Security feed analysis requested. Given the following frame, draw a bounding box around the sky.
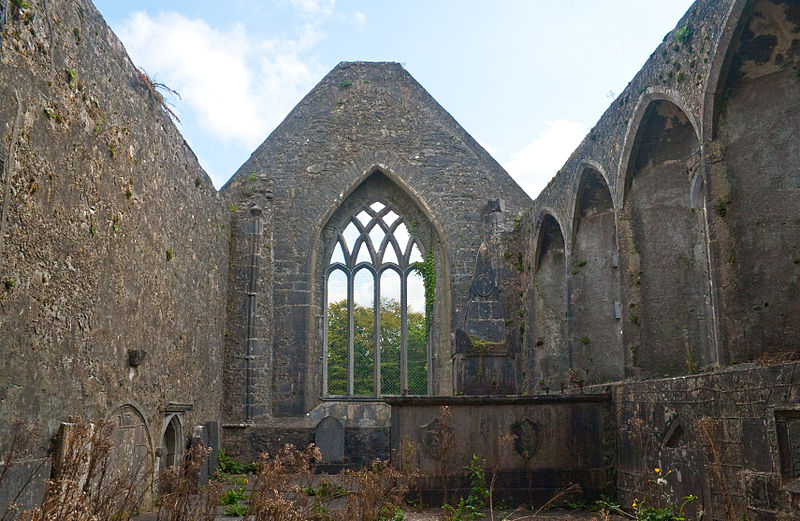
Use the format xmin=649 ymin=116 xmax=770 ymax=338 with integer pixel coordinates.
xmin=92 ymin=0 xmax=696 ymax=198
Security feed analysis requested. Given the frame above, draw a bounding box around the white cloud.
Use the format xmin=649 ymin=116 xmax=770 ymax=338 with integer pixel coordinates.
xmin=117 ymin=11 xmax=321 ymax=151
xmin=502 ymin=120 xmax=588 ymax=199
xmin=353 ymin=12 xmax=367 ymax=29
xmin=286 ymin=0 xmax=335 ymax=19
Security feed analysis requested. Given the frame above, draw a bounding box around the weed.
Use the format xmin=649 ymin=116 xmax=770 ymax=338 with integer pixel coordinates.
xmin=165 ymin=249 xmax=173 ymax=261
xmin=513 ymin=215 xmax=522 ymax=233
xmin=224 ymin=502 xmax=247 ymax=516
xmin=156 ymin=444 xmax=222 ymax=521
xmin=217 ymin=449 xmax=245 ymax=474
xmin=674 ymin=24 xmax=691 ymax=45
xmin=13 ymin=0 xmax=32 ymax=9
xmin=577 ymin=260 xmax=587 ymax=267
xmin=90 ymin=224 xmax=97 ymax=236
xmin=713 ymin=197 xmax=729 ymax=218
xmin=341 ymin=80 xmax=353 ymax=87
xmin=65 ymin=69 xmax=77 ymax=88
xmin=73 ymin=28 xmax=81 ymax=42
xmin=629 ymin=313 xmax=638 ymax=325
xmin=580 ymin=336 xmax=590 ymax=345
xmin=125 ymin=188 xmax=133 ymax=199
xmin=195 ymin=177 xmax=203 ymax=188
xmin=136 ymin=68 xmax=181 ymax=123
xmin=17 ymin=420 xmax=152 ymax=521
xmin=4 ymin=278 xmax=14 ymax=291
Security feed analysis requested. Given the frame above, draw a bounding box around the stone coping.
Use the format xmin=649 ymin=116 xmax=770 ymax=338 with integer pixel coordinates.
xmin=383 ymin=393 xmax=611 ymax=406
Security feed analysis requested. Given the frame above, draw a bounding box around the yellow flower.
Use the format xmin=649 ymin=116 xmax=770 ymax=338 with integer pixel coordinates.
xmin=244 ymin=478 xmax=248 ymax=484
xmin=654 ymin=467 xmax=660 ymax=473
xmin=632 ymin=500 xmax=638 ymax=507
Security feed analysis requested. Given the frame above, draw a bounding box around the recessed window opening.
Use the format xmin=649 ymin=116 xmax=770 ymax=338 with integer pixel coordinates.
xmin=324 ymin=201 xmax=429 ymax=397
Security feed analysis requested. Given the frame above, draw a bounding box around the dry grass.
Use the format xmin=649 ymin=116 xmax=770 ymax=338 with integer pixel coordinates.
xmin=156 ymin=444 xmax=223 ymax=521
xmin=16 ymin=420 xmax=149 ymax=521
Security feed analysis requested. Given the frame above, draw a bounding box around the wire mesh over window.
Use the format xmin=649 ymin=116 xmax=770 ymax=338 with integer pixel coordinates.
xmin=324 ymin=201 xmax=430 ymax=397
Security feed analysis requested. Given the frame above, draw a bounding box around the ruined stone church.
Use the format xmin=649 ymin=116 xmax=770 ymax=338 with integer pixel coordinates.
xmin=1 ymin=0 xmax=799 ymax=518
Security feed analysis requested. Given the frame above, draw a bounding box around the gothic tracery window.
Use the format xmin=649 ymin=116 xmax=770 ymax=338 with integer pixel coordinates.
xmin=324 ymin=201 xmax=429 ymax=397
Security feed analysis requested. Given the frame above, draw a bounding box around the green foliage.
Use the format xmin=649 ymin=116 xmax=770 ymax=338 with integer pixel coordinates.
xmin=629 ymin=313 xmax=638 ymax=325
xmin=4 ymin=278 xmax=15 ymax=291
xmin=442 ymin=455 xmax=488 ymax=520
xmin=195 ymin=177 xmax=203 ymax=188
xmin=378 ymin=506 xmax=405 ymax=521
xmin=217 ymin=449 xmax=245 ymax=474
xmin=305 ymin=480 xmax=347 ymax=501
xmin=513 ymin=216 xmax=522 ymax=233
xmin=412 ymin=248 xmax=436 ymax=336
xmin=714 ymin=197 xmax=729 ymax=218
xmin=219 ymin=486 xmax=246 ymax=506
xmin=465 ymin=455 xmax=489 ymax=511
xmin=224 ymin=502 xmax=247 ymax=516
xmin=327 ymin=298 xmax=427 ymax=395
xmin=577 ymin=260 xmax=587 ymax=267
xmin=341 ymin=80 xmax=353 ymax=87
xmin=13 ymin=0 xmax=32 ymax=9
xmin=674 ymin=24 xmax=691 ymax=45
xmin=66 ymin=68 xmax=77 ymax=88
xmin=165 ymin=249 xmax=173 ymax=262
xmin=580 ymin=336 xmax=590 ymax=345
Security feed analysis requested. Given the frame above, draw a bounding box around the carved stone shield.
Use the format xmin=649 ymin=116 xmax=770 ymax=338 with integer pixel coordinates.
xmin=510 ymin=418 xmax=541 ymax=459
xmin=420 ymin=418 xmax=454 ymax=461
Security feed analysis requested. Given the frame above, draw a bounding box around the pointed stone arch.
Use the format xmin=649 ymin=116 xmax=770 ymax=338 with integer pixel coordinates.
xmin=310 ymin=169 xmax=450 ymax=399
xmin=618 ymin=97 xmax=710 ymax=377
xmin=531 ymin=213 xmax=569 ymax=385
xmin=704 ymin=0 xmax=800 ymax=361
xmin=569 ymin=166 xmax=622 ymax=383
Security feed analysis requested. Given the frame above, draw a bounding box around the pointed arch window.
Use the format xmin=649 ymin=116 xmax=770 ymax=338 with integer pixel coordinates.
xmin=324 ymin=201 xmax=430 ymax=397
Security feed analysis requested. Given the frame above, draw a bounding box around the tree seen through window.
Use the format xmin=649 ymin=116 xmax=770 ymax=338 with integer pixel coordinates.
xmin=324 ymin=201 xmax=429 ymax=397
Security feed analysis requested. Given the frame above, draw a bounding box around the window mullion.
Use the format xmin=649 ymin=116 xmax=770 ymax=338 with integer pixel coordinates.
xmin=347 ymin=270 xmax=354 ymax=397
xmin=374 ymin=272 xmax=381 ymax=397
xmin=400 ymin=271 xmax=408 ymax=393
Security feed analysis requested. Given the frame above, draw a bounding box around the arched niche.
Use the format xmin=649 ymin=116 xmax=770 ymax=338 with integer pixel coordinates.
xmin=569 ymin=168 xmax=622 ymax=383
xmin=620 ymin=99 xmax=709 ymax=377
xmin=107 ymin=403 xmax=155 ymax=503
xmin=313 ymin=170 xmax=447 ymax=398
xmin=709 ymin=0 xmax=800 ymax=361
xmin=532 ymin=214 xmax=569 ymax=385
xmin=159 ymin=414 xmax=183 ymax=474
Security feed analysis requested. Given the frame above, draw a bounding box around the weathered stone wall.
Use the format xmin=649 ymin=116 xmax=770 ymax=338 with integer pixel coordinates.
xmin=387 ymin=395 xmax=615 ymax=506
xmin=0 ymin=0 xmax=228 ymax=510
xmin=220 ymin=62 xmax=532 ymax=452
xmin=612 ymin=361 xmax=800 ymax=520
xmin=516 ymin=0 xmax=800 ymax=385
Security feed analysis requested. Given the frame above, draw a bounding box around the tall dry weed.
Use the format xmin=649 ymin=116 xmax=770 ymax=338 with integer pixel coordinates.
xmin=156 ymin=443 xmax=223 ymax=521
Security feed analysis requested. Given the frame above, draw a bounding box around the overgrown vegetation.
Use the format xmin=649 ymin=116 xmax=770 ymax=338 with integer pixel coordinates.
xmin=136 ymin=67 xmax=181 ymax=123
xmin=412 ymin=247 xmax=436 ymax=337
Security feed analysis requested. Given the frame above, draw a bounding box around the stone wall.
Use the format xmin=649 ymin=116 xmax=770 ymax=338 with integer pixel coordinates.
xmin=0 ymin=0 xmax=228 ymax=510
xmin=515 ymin=0 xmax=800 ymax=387
xmin=612 ymin=361 xmax=800 ymax=520
xmin=220 ymin=61 xmax=532 ymax=453
xmin=387 ymin=395 xmax=614 ymax=506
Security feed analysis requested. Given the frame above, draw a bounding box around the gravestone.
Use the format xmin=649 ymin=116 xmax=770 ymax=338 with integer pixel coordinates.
xmin=315 ymin=417 xmax=345 ymax=463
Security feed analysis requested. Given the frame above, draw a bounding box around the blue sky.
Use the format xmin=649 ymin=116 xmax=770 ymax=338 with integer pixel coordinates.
xmin=92 ymin=0 xmax=695 ymax=196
